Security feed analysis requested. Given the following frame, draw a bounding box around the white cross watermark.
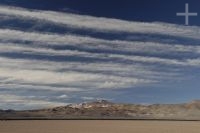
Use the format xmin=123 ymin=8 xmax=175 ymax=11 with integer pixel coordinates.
xmin=176 ymin=3 xmax=198 ymax=25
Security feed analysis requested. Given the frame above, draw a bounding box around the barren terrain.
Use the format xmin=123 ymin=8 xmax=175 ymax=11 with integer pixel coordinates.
xmin=0 ymin=120 xmax=200 ymax=133
xmin=1 ymin=100 xmax=200 ymax=120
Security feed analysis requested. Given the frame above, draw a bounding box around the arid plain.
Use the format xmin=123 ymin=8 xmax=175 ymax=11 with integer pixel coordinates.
xmin=0 ymin=120 xmax=200 ymax=133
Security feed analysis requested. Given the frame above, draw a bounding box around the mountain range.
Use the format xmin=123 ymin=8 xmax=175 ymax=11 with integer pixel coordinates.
xmin=1 ymin=100 xmax=200 ymax=120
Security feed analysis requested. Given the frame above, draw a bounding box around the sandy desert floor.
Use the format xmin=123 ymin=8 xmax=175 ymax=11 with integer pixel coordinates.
xmin=0 ymin=120 xmax=200 ymax=133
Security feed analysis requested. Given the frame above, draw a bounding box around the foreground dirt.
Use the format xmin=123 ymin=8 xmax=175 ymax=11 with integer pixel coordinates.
xmin=0 ymin=120 xmax=200 ymax=133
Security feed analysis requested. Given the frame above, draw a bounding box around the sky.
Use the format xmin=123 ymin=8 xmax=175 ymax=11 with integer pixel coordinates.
xmin=0 ymin=0 xmax=200 ymax=110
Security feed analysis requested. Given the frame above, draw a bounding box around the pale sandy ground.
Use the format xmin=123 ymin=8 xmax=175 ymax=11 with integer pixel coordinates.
xmin=0 ymin=120 xmax=200 ymax=133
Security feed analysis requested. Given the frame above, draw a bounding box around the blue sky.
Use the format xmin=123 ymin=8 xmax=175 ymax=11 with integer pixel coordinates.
xmin=0 ymin=0 xmax=200 ymax=110
xmin=1 ymin=0 xmax=200 ymax=25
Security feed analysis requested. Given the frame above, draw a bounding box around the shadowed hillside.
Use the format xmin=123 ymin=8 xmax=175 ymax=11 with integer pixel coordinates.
xmin=1 ymin=100 xmax=200 ymax=120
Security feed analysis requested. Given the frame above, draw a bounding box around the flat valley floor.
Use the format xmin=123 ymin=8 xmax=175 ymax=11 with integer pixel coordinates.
xmin=0 ymin=120 xmax=200 ymax=133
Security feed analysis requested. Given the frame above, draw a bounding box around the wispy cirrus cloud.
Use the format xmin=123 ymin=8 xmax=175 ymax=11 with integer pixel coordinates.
xmin=0 ymin=5 xmax=200 ymax=39
xmin=0 ymin=6 xmax=199 ymax=109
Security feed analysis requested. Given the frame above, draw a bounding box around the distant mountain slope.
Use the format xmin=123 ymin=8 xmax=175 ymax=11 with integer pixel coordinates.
xmin=1 ymin=100 xmax=200 ymax=120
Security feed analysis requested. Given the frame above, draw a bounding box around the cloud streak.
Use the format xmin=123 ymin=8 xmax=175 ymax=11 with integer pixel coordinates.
xmin=0 ymin=5 xmax=199 ymax=109
xmin=1 ymin=6 xmax=200 ymax=40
